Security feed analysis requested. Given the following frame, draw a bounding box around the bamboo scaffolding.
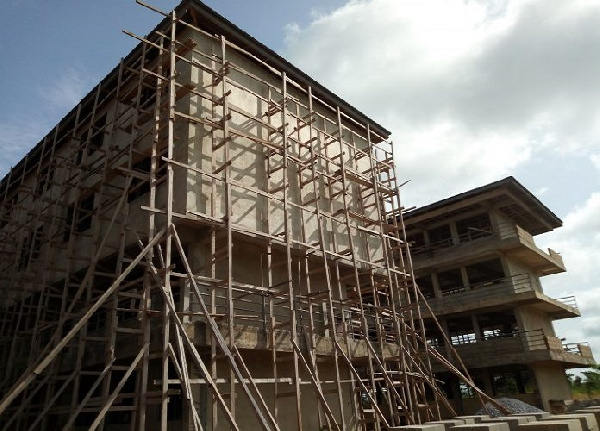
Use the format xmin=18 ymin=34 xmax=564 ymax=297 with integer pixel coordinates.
xmin=0 ymin=1 xmax=490 ymax=430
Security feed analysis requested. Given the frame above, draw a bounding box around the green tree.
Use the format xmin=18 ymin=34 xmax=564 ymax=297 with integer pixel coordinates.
xmin=582 ymin=365 xmax=600 ymax=396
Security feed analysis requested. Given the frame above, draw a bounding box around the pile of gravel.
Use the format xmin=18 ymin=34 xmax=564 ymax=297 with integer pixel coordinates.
xmin=474 ymin=398 xmax=544 ymax=417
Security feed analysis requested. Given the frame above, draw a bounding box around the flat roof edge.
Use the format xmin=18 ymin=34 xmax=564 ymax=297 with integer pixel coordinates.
xmin=1 ymin=0 xmax=391 ymax=190
xmin=403 ymin=176 xmax=563 ymax=231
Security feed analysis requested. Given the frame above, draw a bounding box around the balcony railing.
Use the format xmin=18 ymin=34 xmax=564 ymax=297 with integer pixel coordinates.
xmin=563 ymin=342 xmax=594 ymax=359
xmin=410 ymin=223 xmax=565 ymax=270
xmin=557 ymin=296 xmax=578 ymax=308
xmin=422 ymin=273 xmax=534 ymax=308
xmin=428 ymin=329 xmax=594 ymax=363
xmin=410 ymin=226 xmax=495 ymax=257
xmin=420 ymin=273 xmax=579 ymax=314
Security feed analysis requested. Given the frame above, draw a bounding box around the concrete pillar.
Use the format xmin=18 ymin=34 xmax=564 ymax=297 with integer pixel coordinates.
xmin=448 ymin=374 xmax=463 ymax=413
xmin=487 ymin=207 xmax=498 ymax=231
xmin=449 ymin=222 xmax=460 ymax=245
xmin=479 ymin=369 xmax=494 ymax=395
xmin=180 ymin=278 xmax=191 ymax=323
xmin=424 ymin=229 xmax=431 ymax=247
xmin=513 ymin=307 xmax=526 ymax=334
xmin=432 ymin=273 xmax=443 ymax=299
xmin=531 ymin=363 xmax=572 ymax=412
xmin=471 ymin=314 xmax=483 ymax=342
xmin=460 ymin=267 xmax=471 ymax=290
xmin=498 ymin=255 xmax=510 ymax=279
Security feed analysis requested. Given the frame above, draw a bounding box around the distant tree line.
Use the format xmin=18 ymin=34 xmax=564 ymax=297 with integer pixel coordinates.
xmin=568 ymin=365 xmax=600 ymax=397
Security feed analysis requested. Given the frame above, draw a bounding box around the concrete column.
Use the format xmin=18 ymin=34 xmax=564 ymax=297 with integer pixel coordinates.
xmin=499 ymin=255 xmax=511 ymax=280
xmin=432 ymin=273 xmax=443 ymax=299
xmin=424 ymin=229 xmax=431 ymax=247
xmin=446 ymin=374 xmax=463 ymax=413
xmin=513 ymin=306 xmax=526 ymax=333
xmin=480 ymin=369 xmax=494 ymax=396
xmin=323 ymin=302 xmax=330 ymax=337
xmin=187 ymin=240 xmax=207 ymax=321
xmin=531 ymin=363 xmax=572 ymax=412
xmin=471 ymin=314 xmax=483 ymax=342
xmin=483 ymin=204 xmax=502 ymax=236
xmin=449 ymin=221 xmax=460 ymax=245
xmin=181 ymin=278 xmax=191 ymax=324
xmin=460 ymin=267 xmax=470 ymax=290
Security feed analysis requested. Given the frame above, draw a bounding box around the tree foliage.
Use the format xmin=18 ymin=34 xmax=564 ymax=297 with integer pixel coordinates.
xmin=569 ymin=365 xmax=600 ymax=397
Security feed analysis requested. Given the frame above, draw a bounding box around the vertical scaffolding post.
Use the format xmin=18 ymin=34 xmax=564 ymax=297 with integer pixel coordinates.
xmin=0 ymin=2 xmax=484 ymax=429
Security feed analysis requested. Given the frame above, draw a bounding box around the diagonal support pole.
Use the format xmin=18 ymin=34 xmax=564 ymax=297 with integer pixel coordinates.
xmin=0 ymin=228 xmax=165 ymax=417
xmin=170 ymin=224 xmax=280 ymax=431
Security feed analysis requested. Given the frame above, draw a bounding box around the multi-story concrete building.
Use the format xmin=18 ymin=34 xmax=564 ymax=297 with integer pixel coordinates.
xmin=403 ymin=177 xmax=595 ymax=415
xmin=0 ymin=1 xmax=461 ymax=430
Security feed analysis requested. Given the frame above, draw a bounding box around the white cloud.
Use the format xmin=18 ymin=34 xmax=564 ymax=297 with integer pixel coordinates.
xmin=0 ymin=66 xmax=93 ymax=177
xmin=284 ymin=0 xmax=600 ymax=205
xmin=538 ymin=193 xmax=600 ymax=357
xmin=0 ymin=119 xmax=48 ymax=177
xmin=392 ymin=120 xmax=531 ymax=205
xmin=284 ymin=0 xmax=600 ymax=358
xmin=39 ymin=66 xmax=91 ymax=114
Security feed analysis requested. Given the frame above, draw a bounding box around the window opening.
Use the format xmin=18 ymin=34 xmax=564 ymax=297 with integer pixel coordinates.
xmin=437 ymin=268 xmax=463 ymax=295
xmin=89 ymin=114 xmax=107 ymax=151
xmin=127 ymin=151 xmax=167 ymax=203
xmin=416 ymin=275 xmax=435 ymax=299
xmin=427 ymin=224 xmax=453 ymax=249
xmin=456 ymin=212 xmax=493 ymax=243
xmin=466 ymin=258 xmax=505 ymax=287
xmin=76 ymin=194 xmax=95 ymax=232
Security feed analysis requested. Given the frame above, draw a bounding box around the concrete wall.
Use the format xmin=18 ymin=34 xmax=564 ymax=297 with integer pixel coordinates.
xmin=183 ymin=30 xmax=383 ymax=265
xmin=532 ymin=362 xmax=572 ymax=411
xmin=515 ymin=306 xmax=556 ymax=337
xmin=198 ymin=350 xmax=355 ymax=430
xmin=504 ymin=258 xmax=543 ymax=292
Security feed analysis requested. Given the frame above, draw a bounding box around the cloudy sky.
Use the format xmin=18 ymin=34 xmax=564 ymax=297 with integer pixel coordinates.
xmin=1 ymin=0 xmax=599 ymax=366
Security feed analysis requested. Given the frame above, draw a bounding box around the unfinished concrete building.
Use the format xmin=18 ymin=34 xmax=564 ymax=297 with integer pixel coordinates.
xmin=403 ymin=177 xmax=596 ymax=415
xmin=0 ymin=1 xmax=488 ymax=429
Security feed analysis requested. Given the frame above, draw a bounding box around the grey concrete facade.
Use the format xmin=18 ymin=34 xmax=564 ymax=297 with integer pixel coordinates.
xmin=404 ymin=177 xmax=595 ymax=415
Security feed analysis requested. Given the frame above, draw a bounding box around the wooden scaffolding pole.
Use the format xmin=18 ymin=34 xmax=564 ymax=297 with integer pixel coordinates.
xmin=0 ymin=2 xmax=495 ymax=429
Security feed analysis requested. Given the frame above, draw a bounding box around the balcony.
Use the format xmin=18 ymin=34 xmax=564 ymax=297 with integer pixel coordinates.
xmin=419 ymin=273 xmax=580 ymax=318
xmin=409 ymin=222 xmax=565 ymax=275
xmin=427 ymin=329 xmax=595 ymax=371
xmin=506 ymin=225 xmax=566 ymax=275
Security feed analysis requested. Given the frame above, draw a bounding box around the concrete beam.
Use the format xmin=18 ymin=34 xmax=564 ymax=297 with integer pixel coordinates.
xmin=481 ymin=415 xmax=535 ymax=431
xmin=576 ymin=411 xmax=600 ymax=430
xmin=451 ymin=423 xmax=510 ymax=431
xmin=540 ymin=414 xmax=598 ymax=431
xmin=389 ymin=425 xmax=446 ymax=431
xmin=518 ymin=420 xmax=583 ymax=431
xmin=456 ymin=416 xmax=491 ymax=424
xmin=513 ymin=412 xmax=552 ymax=420
xmin=426 ymin=419 xmax=467 ymax=431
